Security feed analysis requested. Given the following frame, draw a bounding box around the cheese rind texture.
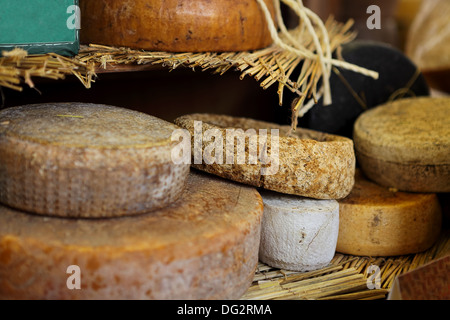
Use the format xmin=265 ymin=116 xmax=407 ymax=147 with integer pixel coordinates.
xmin=0 ymin=103 xmax=190 ymax=218
xmin=79 ymin=0 xmax=276 ymax=52
xmin=354 ymin=97 xmax=450 ymax=192
xmin=337 ymin=171 xmax=442 ymax=256
xmin=0 ymin=172 xmax=264 ymax=300
xmin=175 ymin=113 xmax=356 ymax=200
xmin=259 ymin=191 xmax=339 ymax=272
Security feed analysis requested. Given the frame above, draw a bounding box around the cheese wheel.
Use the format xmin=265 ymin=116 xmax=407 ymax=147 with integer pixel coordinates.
xmin=0 ymin=103 xmax=189 ymax=218
xmin=79 ymin=0 xmax=276 ymax=52
xmin=174 ymin=113 xmax=356 ymax=200
xmin=258 ymin=190 xmax=339 ymax=272
xmin=0 ymin=172 xmax=263 ymax=300
xmin=337 ymin=171 xmax=442 ymax=257
xmin=353 ymin=97 xmax=450 ymax=193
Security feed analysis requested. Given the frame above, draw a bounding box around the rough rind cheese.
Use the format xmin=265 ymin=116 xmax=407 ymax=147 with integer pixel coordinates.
xmin=0 ymin=103 xmax=189 ymax=218
xmin=258 ymin=190 xmax=339 ymax=272
xmin=80 ymin=0 xmax=276 ymax=52
xmin=0 ymin=172 xmax=263 ymax=300
xmin=353 ymin=97 xmax=450 ymax=193
xmin=337 ymin=171 xmax=442 ymax=257
xmin=175 ymin=113 xmax=356 ymax=200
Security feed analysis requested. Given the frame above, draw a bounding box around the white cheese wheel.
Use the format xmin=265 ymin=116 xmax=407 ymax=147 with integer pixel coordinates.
xmin=337 ymin=171 xmax=442 ymax=257
xmin=0 ymin=103 xmax=190 ymax=218
xmin=0 ymin=172 xmax=264 ymax=300
xmin=258 ymin=190 xmax=339 ymax=272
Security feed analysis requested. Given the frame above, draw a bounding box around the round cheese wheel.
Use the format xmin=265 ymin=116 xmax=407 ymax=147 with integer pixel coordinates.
xmin=337 ymin=171 xmax=442 ymax=257
xmin=353 ymin=97 xmax=450 ymax=193
xmin=174 ymin=113 xmax=356 ymax=200
xmin=258 ymin=190 xmax=339 ymax=272
xmin=0 ymin=172 xmax=263 ymax=300
xmin=0 ymin=103 xmax=189 ymax=218
xmin=79 ymin=0 xmax=276 ymax=52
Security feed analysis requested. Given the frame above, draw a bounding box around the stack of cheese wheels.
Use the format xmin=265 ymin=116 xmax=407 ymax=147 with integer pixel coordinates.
xmin=79 ymin=0 xmax=276 ymax=52
xmin=175 ymin=113 xmax=355 ymax=271
xmin=0 ymin=103 xmax=190 ymax=218
xmin=353 ymin=97 xmax=450 ymax=193
xmin=0 ymin=172 xmax=264 ymax=300
xmin=174 ymin=113 xmax=356 ymax=200
xmin=337 ymin=171 xmax=442 ymax=257
xmin=259 ymin=190 xmax=339 ymax=271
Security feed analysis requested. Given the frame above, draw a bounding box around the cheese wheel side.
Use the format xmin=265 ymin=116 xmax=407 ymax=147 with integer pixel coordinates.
xmin=0 ymin=172 xmax=264 ymax=300
xmin=79 ymin=0 xmax=276 ymax=52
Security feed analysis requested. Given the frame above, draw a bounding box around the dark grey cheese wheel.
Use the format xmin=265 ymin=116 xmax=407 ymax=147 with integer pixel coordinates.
xmin=0 ymin=102 xmax=190 ymax=218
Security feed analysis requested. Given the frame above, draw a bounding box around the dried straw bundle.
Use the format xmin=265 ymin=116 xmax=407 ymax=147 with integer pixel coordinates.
xmin=1 ymin=1 xmax=379 ymax=129
xmin=242 ymin=230 xmax=450 ymax=300
xmin=0 ymin=48 xmax=95 ymax=92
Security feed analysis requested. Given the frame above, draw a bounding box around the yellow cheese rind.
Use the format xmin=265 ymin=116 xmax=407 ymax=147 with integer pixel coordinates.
xmin=337 ymin=171 xmax=442 ymax=257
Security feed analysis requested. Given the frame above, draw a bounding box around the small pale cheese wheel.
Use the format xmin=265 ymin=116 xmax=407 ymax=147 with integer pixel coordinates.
xmin=258 ymin=190 xmax=339 ymax=272
xmin=337 ymin=171 xmax=442 ymax=257
xmin=353 ymin=97 xmax=450 ymax=193
xmin=0 ymin=172 xmax=264 ymax=300
xmin=0 ymin=103 xmax=189 ymax=218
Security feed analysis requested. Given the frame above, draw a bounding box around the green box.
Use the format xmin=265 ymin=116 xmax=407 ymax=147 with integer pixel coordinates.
xmin=0 ymin=0 xmax=79 ymax=56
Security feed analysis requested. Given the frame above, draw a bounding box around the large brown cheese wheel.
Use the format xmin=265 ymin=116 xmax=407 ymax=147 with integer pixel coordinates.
xmin=337 ymin=171 xmax=442 ymax=257
xmin=79 ymin=0 xmax=276 ymax=52
xmin=175 ymin=113 xmax=356 ymax=200
xmin=0 ymin=172 xmax=263 ymax=300
xmin=353 ymin=97 xmax=450 ymax=193
xmin=0 ymin=103 xmax=189 ymax=218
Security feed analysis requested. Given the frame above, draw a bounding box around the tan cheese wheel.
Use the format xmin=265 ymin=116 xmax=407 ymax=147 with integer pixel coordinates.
xmin=337 ymin=171 xmax=442 ymax=257
xmin=353 ymin=97 xmax=450 ymax=193
xmin=0 ymin=172 xmax=263 ymax=300
xmin=79 ymin=0 xmax=276 ymax=52
xmin=259 ymin=190 xmax=339 ymax=272
xmin=0 ymin=103 xmax=189 ymax=218
xmin=174 ymin=113 xmax=356 ymax=200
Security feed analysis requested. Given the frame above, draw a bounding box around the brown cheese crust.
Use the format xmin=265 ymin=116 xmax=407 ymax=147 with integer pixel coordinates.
xmin=0 ymin=103 xmax=189 ymax=218
xmin=353 ymin=97 xmax=450 ymax=192
xmin=337 ymin=171 xmax=442 ymax=257
xmin=0 ymin=171 xmax=264 ymax=300
xmin=79 ymin=0 xmax=276 ymax=52
xmin=174 ymin=113 xmax=356 ymax=200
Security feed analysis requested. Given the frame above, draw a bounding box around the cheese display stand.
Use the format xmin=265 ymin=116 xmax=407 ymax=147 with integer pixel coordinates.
xmin=1 ymin=0 xmax=448 ymax=302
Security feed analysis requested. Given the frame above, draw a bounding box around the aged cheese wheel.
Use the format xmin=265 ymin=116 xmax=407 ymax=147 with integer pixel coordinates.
xmin=337 ymin=171 xmax=442 ymax=257
xmin=174 ymin=113 xmax=356 ymax=200
xmin=79 ymin=0 xmax=276 ymax=52
xmin=0 ymin=103 xmax=189 ymax=218
xmin=353 ymin=97 xmax=450 ymax=193
xmin=0 ymin=172 xmax=263 ymax=300
xmin=258 ymin=190 xmax=339 ymax=272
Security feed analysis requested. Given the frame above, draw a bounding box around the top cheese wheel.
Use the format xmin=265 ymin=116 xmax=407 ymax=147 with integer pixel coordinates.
xmin=353 ymin=97 xmax=450 ymax=192
xmin=0 ymin=103 xmax=189 ymax=218
xmin=174 ymin=113 xmax=356 ymax=200
xmin=79 ymin=0 xmax=276 ymax=52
